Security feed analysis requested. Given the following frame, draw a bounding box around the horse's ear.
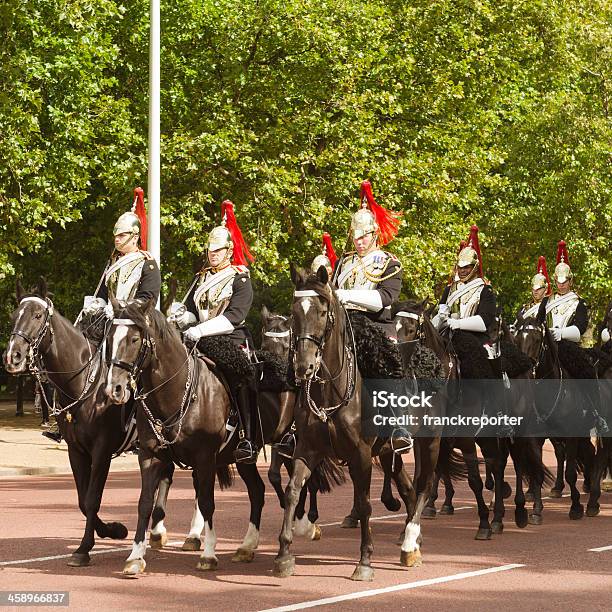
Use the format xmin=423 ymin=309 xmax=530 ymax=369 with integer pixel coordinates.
xmin=161 ymin=277 xmax=178 ymax=315
xmin=290 ymin=263 xmax=301 ymax=287
xmin=143 ymin=298 xmax=156 ymax=314
xmin=261 ymin=304 xmax=270 ymax=320
xmin=37 ymin=276 xmax=48 ymax=298
xmin=418 ymin=298 xmax=429 ymax=312
xmin=315 ymin=265 xmax=328 ymax=285
xmin=16 ymin=278 xmax=25 ymax=302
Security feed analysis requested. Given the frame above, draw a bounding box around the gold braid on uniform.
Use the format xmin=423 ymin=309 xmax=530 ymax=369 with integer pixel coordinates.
xmin=360 ymin=256 xmax=403 ymax=283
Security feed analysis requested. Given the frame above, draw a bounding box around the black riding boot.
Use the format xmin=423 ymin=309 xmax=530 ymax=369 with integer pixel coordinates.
xmin=233 ymin=381 xmax=259 ymax=464
xmin=584 ymin=383 xmax=609 ymax=435
xmin=273 ymin=424 xmax=296 ymax=459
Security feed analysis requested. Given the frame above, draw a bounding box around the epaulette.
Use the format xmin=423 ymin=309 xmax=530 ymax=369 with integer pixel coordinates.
xmin=233 ymin=265 xmax=250 ymax=276
xmin=383 ymin=251 xmax=399 ymax=262
xmin=139 ymin=250 xmax=154 ymax=261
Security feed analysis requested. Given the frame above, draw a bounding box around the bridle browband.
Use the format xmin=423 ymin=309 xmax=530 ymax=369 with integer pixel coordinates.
xmin=10 ymin=296 xmax=54 ymax=350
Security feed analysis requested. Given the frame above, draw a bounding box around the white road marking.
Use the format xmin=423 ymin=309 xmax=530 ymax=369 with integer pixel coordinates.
xmin=588 ymin=545 xmax=612 ymax=552
xmin=318 ymin=507 xmax=474 ymax=528
xmin=0 ymin=541 xmax=184 ymax=566
xmin=259 ymin=564 xmax=525 ymax=612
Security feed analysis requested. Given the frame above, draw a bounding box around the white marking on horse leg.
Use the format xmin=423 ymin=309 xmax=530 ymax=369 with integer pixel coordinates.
xmin=151 ymin=519 xmax=166 ymax=536
xmin=401 ymin=521 xmax=421 ymax=553
xmin=301 ymin=298 xmax=312 ymax=316
xmin=187 ymin=498 xmax=205 ymax=539
xmin=293 ymin=514 xmax=316 ymax=538
xmin=126 ymin=538 xmax=148 ymax=562
xmin=240 ymin=522 xmax=260 ymax=551
xmin=201 ymin=522 xmax=217 ymax=559
xmin=107 ymin=325 xmax=129 ymax=387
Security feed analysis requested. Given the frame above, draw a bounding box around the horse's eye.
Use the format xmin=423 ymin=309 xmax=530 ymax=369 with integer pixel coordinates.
xmin=34 ymin=312 xmax=42 ymax=319
xmin=131 ymin=336 xmax=140 ymax=344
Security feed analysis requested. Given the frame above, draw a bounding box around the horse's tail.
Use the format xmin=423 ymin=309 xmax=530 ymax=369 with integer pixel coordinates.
xmin=216 ymin=465 xmax=235 ymax=490
xmin=436 ymin=438 xmax=469 ymax=481
xmin=512 ymin=439 xmax=554 ymax=488
xmin=310 ymin=457 xmax=346 ymax=494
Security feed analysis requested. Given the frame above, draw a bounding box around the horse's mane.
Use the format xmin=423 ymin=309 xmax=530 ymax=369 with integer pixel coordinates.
xmin=120 ymin=301 xmax=178 ymax=343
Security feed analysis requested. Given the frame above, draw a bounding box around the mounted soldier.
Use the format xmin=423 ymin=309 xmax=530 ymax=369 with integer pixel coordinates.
xmin=80 ymin=187 xmax=161 ymax=327
xmin=332 ymin=180 xmax=402 ymax=341
xmin=514 ymin=256 xmax=551 ymax=327
xmin=536 ymin=240 xmax=609 ymax=434
xmin=168 ymin=201 xmax=259 ymax=463
xmin=432 ymin=225 xmax=513 ymax=437
xmin=44 ymin=188 xmax=160 ymax=444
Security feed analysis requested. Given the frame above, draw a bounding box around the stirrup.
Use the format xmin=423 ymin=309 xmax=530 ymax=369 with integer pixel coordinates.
xmin=595 ymin=416 xmax=610 ymax=435
xmin=390 ymin=428 xmax=413 ymax=454
xmin=273 ymin=432 xmax=296 ymax=459
xmin=234 ymin=439 xmax=259 ymax=464
xmin=42 ymin=430 xmax=62 ymax=444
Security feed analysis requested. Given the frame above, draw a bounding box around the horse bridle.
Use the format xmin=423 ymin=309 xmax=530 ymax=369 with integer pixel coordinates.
xmin=395 ymin=310 xmax=423 ymax=344
xmin=109 ymin=318 xmax=156 ymax=389
xmin=292 ymin=289 xmax=356 ymax=422
xmin=516 ymin=322 xmax=547 ymax=377
xmin=10 ymin=296 xmax=100 ymax=414
xmin=10 ymin=296 xmax=55 ymax=356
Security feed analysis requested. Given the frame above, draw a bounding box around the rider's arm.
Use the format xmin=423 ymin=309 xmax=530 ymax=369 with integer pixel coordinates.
xmin=134 ymin=258 xmax=161 ymax=304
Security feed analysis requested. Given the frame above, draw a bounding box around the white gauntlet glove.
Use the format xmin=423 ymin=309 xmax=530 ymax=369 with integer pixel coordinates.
xmin=83 ymin=296 xmax=106 ymax=315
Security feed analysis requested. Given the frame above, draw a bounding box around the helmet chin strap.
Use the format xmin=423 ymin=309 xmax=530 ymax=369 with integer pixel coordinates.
xmin=115 ymin=232 xmax=138 ymax=253
xmin=209 ymin=246 xmax=233 ymax=272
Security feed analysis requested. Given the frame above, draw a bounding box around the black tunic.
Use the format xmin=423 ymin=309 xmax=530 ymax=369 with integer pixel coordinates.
xmin=96 ymin=255 xmax=161 ymax=305
xmin=439 ymin=283 xmax=496 ymax=344
xmin=536 ymin=295 xmax=588 ymax=334
xmin=185 ymin=270 xmax=254 ymax=346
xmin=331 ymin=255 xmax=402 ymax=332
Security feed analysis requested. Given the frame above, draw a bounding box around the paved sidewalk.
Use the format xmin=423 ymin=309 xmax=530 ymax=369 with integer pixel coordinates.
xmin=0 ymin=400 xmax=273 ymax=477
xmin=0 ymin=400 xmax=138 ymax=477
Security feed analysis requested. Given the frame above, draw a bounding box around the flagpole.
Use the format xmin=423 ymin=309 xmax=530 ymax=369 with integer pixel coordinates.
xmin=147 ymin=0 xmax=161 ymax=265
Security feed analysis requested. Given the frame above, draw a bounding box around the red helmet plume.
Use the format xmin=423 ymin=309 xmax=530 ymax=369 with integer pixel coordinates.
xmin=131 ymin=187 xmax=147 ymax=250
xmin=221 ymin=200 xmax=254 ymax=266
xmin=359 ymin=181 xmax=401 ymax=245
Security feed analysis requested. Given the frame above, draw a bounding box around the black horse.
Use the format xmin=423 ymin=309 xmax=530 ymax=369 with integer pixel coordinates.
xmin=395 ymin=300 xmax=550 ymax=536
xmin=4 ymin=280 xmax=132 ymax=566
xmin=275 ymin=266 xmax=437 ymax=581
xmin=515 ymin=315 xmax=606 ymax=519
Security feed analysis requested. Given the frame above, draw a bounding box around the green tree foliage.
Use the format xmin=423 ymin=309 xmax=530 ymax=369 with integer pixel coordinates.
xmin=1 ymin=0 xmax=610 ymax=340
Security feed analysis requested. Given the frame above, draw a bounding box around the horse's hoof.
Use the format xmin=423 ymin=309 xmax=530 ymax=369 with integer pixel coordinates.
xmin=586 ymin=504 xmax=600 ymax=517
xmin=232 ymin=548 xmax=255 ymax=563
xmin=149 ymin=532 xmax=168 ymax=550
xmin=67 ymin=552 xmax=90 ymax=567
xmin=350 ymin=564 xmax=374 ymax=581
xmin=491 ymin=521 xmax=504 ymax=534
xmin=273 ymin=555 xmax=295 ymax=578
xmin=569 ymin=505 xmax=584 ymax=520
xmin=196 ymin=556 xmax=218 ymax=571
xmin=439 ymin=504 xmax=454 ymax=515
xmin=123 ymin=558 xmax=146 ymax=576
xmin=340 ymin=515 xmax=359 ymax=529
xmin=601 ymin=480 xmax=612 ymax=493
xmin=422 ymin=506 xmax=437 ymax=519
xmin=502 ymin=481 xmax=512 ymax=499
xmin=105 ymin=522 xmax=128 ymax=540
xmin=475 ymin=527 xmax=492 ymax=540
xmin=311 ymin=524 xmax=322 ymax=541
xmin=524 ymin=491 xmax=534 ymax=503
xmin=549 ymin=488 xmax=563 ymax=498
xmin=515 ymin=508 xmax=528 ymax=529
xmin=382 ymin=496 xmax=401 ymax=512
xmin=529 ymin=513 xmax=543 ymax=526
xmin=182 ymin=537 xmax=202 ymax=551
xmin=400 ymin=549 xmax=422 ymax=568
